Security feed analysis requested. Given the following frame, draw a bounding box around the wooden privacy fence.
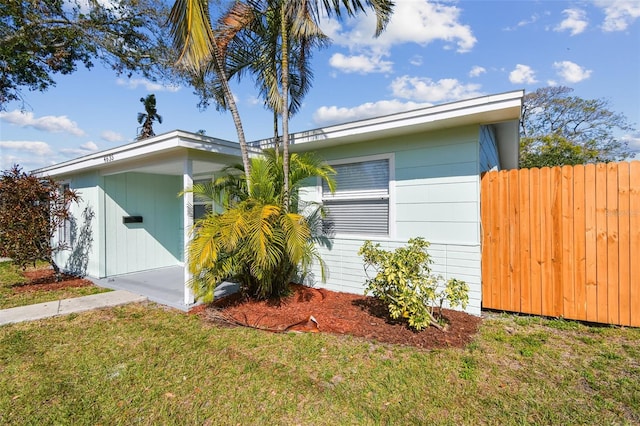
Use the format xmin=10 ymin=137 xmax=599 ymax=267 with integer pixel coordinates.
xmin=481 ymin=162 xmax=640 ymax=327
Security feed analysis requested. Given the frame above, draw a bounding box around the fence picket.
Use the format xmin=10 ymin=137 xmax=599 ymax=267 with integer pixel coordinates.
xmin=618 ymin=162 xmax=631 ymax=326
xmin=606 ymin=163 xmax=620 ymax=325
xmin=529 ymin=168 xmax=543 ymax=315
xmin=629 ymin=162 xmax=640 ymax=327
xmin=519 ymin=168 xmax=532 ymax=314
xmin=595 ymin=164 xmax=609 ymax=324
xmin=573 ymin=165 xmax=587 ymax=320
xmin=584 ymin=164 xmax=598 ymax=323
xmin=561 ymin=165 xmax=575 ymax=319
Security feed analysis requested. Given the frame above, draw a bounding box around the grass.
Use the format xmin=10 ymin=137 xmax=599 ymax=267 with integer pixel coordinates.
xmin=0 ymin=260 xmax=111 ymax=310
xmin=1 ymin=303 xmax=638 ymax=425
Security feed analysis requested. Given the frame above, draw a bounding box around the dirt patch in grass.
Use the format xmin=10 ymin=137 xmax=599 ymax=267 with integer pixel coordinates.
xmin=193 ymin=284 xmax=481 ymax=349
xmin=12 ymin=268 xmax=94 ymax=293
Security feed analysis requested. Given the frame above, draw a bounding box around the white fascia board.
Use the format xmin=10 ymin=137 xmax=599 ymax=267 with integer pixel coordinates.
xmin=33 ymin=130 xmax=241 ymax=178
xmin=284 ymin=90 xmax=524 ymax=150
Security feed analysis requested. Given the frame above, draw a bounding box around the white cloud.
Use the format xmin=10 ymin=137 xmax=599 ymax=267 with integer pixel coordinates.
xmin=469 ymin=66 xmax=486 ymax=77
xmin=328 ymin=53 xmax=393 ymax=74
xmin=0 ymin=140 xmax=54 ymax=156
xmin=100 ymin=130 xmax=125 ymax=143
xmin=409 ymin=55 xmax=423 ymax=66
xmin=247 ymin=96 xmax=262 ymax=106
xmin=116 ymin=78 xmax=180 ymax=92
xmin=504 ymin=13 xmax=543 ymax=31
xmin=322 ymin=0 xmax=476 ymax=54
xmin=59 ymin=141 xmax=100 ymax=158
xmin=553 ymin=61 xmax=592 ymax=83
xmin=555 ymin=8 xmax=588 ymax=35
xmin=622 ymin=132 xmax=640 ymax=155
xmin=390 ymin=76 xmax=483 ymax=103
xmin=313 ymin=99 xmax=431 ymax=126
xmin=595 ymin=0 xmax=640 ymax=31
xmin=0 ymin=110 xmax=86 ymax=136
xmin=81 ymin=141 xmax=99 ymax=151
xmin=509 ymin=64 xmax=537 ymax=84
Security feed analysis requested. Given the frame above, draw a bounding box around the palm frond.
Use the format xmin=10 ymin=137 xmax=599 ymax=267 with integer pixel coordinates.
xmin=168 ymin=0 xmax=216 ymax=71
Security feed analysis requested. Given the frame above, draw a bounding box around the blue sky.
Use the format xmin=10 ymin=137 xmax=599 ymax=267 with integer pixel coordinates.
xmin=1 ymin=0 xmax=639 ymax=171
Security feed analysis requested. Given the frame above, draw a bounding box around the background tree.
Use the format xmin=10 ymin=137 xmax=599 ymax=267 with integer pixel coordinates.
xmin=0 ymin=165 xmax=79 ymax=278
xmin=137 ymin=94 xmax=163 ymax=139
xmin=0 ymin=0 xmax=174 ymax=108
xmin=519 ymin=86 xmax=636 ymax=168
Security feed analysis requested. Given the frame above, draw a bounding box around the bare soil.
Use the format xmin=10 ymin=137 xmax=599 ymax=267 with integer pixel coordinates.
xmin=193 ymin=284 xmax=482 ymax=349
xmin=12 ymin=268 xmax=94 ymax=293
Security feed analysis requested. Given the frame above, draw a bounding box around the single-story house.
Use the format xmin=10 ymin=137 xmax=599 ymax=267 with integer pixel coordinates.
xmin=34 ymin=90 xmax=524 ymax=314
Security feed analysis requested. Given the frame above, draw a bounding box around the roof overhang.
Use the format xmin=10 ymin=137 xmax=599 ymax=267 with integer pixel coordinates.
xmin=256 ymin=90 xmax=524 ymax=169
xmin=34 ymin=91 xmax=524 ymax=178
xmin=33 ymin=130 xmax=251 ymax=178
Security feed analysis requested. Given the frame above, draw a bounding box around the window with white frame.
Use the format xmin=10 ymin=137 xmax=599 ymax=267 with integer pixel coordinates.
xmin=321 ymin=156 xmax=391 ymax=236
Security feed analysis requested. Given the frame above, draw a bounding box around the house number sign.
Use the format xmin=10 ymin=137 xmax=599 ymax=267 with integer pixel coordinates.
xmin=103 ymin=154 xmax=115 ymax=163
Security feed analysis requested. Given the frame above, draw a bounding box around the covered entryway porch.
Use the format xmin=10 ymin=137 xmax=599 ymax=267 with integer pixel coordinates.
xmin=94 ymin=132 xmax=248 ymax=308
xmin=89 ymin=266 xmax=238 ymax=311
xmin=35 ymin=131 xmax=250 ymax=309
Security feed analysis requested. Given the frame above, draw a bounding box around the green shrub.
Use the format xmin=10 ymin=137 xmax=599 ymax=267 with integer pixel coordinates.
xmin=358 ymin=238 xmax=469 ymax=331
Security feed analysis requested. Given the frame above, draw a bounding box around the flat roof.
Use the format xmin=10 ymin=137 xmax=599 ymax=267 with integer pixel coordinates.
xmin=35 ymin=90 xmax=524 ymax=177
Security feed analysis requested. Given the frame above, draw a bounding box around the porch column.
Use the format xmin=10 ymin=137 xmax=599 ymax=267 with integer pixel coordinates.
xmin=183 ymin=158 xmax=195 ymax=305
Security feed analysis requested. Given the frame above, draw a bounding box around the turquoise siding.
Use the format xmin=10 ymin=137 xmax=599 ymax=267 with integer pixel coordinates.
xmin=300 ymin=125 xmax=484 ymax=314
xmin=53 ymin=171 xmax=103 ymax=278
xmin=104 ymin=173 xmax=182 ymax=276
xmin=479 ymin=125 xmax=500 ymax=172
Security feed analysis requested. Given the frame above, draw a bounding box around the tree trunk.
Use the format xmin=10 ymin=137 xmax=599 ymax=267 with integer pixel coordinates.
xmin=280 ymin=4 xmax=290 ymax=211
xmin=212 ymin=43 xmax=252 ymax=186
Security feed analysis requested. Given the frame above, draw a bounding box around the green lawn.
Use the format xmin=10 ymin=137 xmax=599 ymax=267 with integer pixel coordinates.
xmin=1 ymin=302 xmax=638 ymax=425
xmin=0 ymin=261 xmax=111 ymax=310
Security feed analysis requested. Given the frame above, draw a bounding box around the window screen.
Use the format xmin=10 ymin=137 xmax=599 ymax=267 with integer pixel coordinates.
xmin=322 ymin=159 xmax=389 ymax=236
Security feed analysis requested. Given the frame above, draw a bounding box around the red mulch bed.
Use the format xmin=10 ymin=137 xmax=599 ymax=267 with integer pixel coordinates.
xmin=12 ymin=268 xmax=94 ymax=293
xmin=192 ymin=284 xmax=482 ymax=350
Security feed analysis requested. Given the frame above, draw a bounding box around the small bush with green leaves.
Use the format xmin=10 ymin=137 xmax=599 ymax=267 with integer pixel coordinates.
xmin=358 ymin=238 xmax=469 ymax=331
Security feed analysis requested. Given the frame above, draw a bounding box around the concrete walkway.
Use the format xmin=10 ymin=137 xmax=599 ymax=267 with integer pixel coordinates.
xmin=0 ymin=290 xmax=147 ymax=326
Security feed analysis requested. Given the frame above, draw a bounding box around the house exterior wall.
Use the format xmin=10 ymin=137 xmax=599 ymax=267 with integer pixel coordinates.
xmin=53 ymin=171 xmax=104 ymax=278
xmin=479 ymin=125 xmax=500 ymax=172
xmin=299 ymin=125 xmax=484 ymax=314
xmin=103 ymin=172 xmax=183 ymax=276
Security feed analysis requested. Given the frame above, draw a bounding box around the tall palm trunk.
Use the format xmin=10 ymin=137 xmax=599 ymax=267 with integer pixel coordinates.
xmin=169 ymin=0 xmax=252 ymax=185
xmin=212 ymin=42 xmax=252 ymax=182
xmin=280 ymin=3 xmax=290 ymax=211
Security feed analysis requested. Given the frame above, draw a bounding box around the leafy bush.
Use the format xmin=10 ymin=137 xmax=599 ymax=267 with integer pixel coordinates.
xmin=0 ymin=165 xmax=79 ymax=277
xmin=359 ymin=238 xmax=469 ymax=331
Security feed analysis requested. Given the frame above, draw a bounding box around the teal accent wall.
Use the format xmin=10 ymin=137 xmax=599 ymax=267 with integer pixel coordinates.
xmin=104 ymin=173 xmax=182 ymax=276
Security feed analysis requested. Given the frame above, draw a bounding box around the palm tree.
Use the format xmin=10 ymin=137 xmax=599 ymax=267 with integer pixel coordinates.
xmin=169 ymin=0 xmax=254 ymax=183
xmin=137 ymin=94 xmax=163 ymax=140
xmin=185 ymin=149 xmax=336 ymax=300
xmin=289 ymin=1 xmax=391 ymax=194
xmin=170 ymin=0 xmax=393 ymax=300
xmin=168 ymin=0 xmax=394 ymax=188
